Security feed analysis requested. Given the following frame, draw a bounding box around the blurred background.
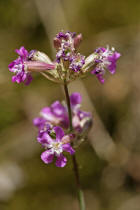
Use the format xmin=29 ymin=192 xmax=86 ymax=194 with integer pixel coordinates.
xmin=0 ymin=0 xmax=140 ymax=209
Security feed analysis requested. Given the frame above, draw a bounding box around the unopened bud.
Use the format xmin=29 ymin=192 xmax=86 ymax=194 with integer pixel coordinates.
xmin=74 ymin=34 xmax=82 ymax=49
xmin=53 ymin=38 xmax=61 ymax=50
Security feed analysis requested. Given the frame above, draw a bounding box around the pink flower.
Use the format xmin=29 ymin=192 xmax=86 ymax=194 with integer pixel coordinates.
xmin=8 ymin=46 xmax=55 ymax=85
xmin=40 ymin=126 xmax=75 ymax=167
xmin=91 ymin=47 xmax=121 ymax=83
xmin=33 ymin=92 xmax=92 ymax=133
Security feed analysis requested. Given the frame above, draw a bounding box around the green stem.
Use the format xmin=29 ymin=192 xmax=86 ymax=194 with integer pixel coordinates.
xmin=64 ymin=82 xmax=73 ymax=132
xmin=63 ymin=81 xmax=86 ymax=210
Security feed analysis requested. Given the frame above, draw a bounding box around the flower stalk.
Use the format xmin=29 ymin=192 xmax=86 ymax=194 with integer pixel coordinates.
xmin=63 ymin=81 xmax=86 ymax=210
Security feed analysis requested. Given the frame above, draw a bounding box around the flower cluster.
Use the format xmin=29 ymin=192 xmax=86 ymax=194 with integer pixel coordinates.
xmin=54 ymin=31 xmax=85 ymax=72
xmin=34 ymin=92 xmax=92 ymax=134
xmin=34 ymin=92 xmax=92 ymax=167
xmin=8 ymin=31 xmax=121 ymax=85
xmin=38 ymin=125 xmax=75 ymax=167
xmin=8 ymin=31 xmax=121 ymax=168
xmin=91 ymin=47 xmax=121 ymax=83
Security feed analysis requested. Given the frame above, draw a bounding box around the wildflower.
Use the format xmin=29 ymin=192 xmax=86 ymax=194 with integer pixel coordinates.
xmin=91 ymin=46 xmax=121 ymax=83
xmin=54 ymin=31 xmax=85 ymax=74
xmin=34 ymin=102 xmax=69 ymax=129
xmin=55 ymin=31 xmax=75 ymax=63
xmin=33 ymin=92 xmax=92 ymax=133
xmin=40 ymin=126 xmax=75 ymax=167
xmin=53 ymin=31 xmax=121 ymax=83
xmin=8 ymin=46 xmax=55 ymax=85
xmin=8 ymin=46 xmax=32 ymax=85
xmin=9 ymin=32 xmax=121 ymax=85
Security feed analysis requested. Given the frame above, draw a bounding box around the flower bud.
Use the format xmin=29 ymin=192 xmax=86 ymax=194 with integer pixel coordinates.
xmin=53 ymin=37 xmax=61 ymax=50
xmin=74 ymin=33 xmax=82 ymax=49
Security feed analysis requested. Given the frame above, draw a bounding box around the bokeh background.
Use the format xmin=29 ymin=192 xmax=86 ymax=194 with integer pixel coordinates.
xmin=0 ymin=0 xmax=140 ymax=209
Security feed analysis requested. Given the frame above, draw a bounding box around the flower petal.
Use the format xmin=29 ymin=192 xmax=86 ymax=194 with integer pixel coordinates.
xmin=41 ymin=150 xmax=54 ymax=164
xmin=38 ymin=133 xmax=53 ymax=145
xmin=96 ymin=74 xmax=105 ymax=84
xmin=91 ymin=69 xmax=105 ymax=84
xmin=53 ymin=126 xmax=64 ymax=141
xmin=33 ymin=117 xmax=46 ymax=128
xmin=40 ymin=107 xmax=56 ymax=122
xmin=55 ymin=154 xmax=67 ymax=167
xmin=51 ymin=101 xmax=66 ymax=117
xmin=15 ymin=46 xmax=28 ymax=59
xmin=24 ymin=73 xmax=33 ymax=85
xmin=70 ymin=92 xmax=82 ymax=107
xmin=62 ymin=143 xmax=75 ymax=155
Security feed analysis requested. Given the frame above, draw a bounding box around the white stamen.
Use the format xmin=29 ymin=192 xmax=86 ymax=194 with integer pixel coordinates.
xmin=50 ymin=142 xmax=63 ymax=155
xmin=12 ymin=64 xmax=23 ymax=73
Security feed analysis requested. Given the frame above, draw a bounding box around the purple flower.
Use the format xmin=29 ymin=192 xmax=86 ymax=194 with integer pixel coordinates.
xmin=9 ymin=32 xmax=121 ymax=85
xmin=54 ymin=31 xmax=85 ymax=74
xmin=91 ymin=46 xmax=121 ymax=83
xmin=9 ymin=46 xmax=55 ymax=85
xmin=40 ymin=102 xmax=69 ymax=128
xmin=70 ymin=93 xmax=92 ymax=133
xmin=40 ymin=126 xmax=75 ymax=167
xmin=55 ymin=31 xmax=75 ymax=63
xmin=33 ymin=92 xmax=92 ymax=133
xmin=8 ymin=46 xmax=33 ymax=85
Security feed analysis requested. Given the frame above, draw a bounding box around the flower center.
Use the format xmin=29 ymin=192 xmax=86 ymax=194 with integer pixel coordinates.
xmin=12 ymin=64 xmax=23 ymax=73
xmin=51 ymin=142 xmax=63 ymax=155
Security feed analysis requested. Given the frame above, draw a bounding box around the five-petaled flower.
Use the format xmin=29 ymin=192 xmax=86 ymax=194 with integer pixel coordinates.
xmin=39 ymin=126 xmax=75 ymax=167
